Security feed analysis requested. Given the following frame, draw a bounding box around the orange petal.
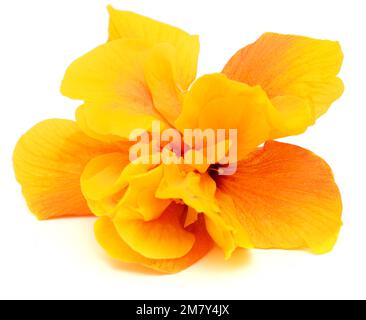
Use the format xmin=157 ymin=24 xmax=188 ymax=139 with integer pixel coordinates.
xmin=215 ymin=141 xmax=342 ymax=254
xmin=223 ymin=33 xmax=344 ymax=137
xmin=95 ymin=214 xmax=213 ymax=273
xmin=184 ymin=207 xmax=199 ymax=228
xmin=113 ymin=203 xmax=195 ymax=259
xmin=13 ymin=119 xmax=121 ymax=220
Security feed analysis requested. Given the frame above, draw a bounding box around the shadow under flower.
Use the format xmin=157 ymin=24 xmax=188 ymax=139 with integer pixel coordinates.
xmin=101 ymin=247 xmax=252 ymax=276
xmin=106 ymin=258 xmax=165 ymax=276
xmin=197 ymin=248 xmax=252 ymax=273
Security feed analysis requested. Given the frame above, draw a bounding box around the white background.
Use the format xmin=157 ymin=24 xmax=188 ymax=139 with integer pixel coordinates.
xmin=0 ymin=0 xmax=365 ymax=300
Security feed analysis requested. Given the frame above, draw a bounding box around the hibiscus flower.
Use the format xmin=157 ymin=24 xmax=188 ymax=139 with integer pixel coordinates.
xmin=14 ymin=6 xmax=344 ymax=273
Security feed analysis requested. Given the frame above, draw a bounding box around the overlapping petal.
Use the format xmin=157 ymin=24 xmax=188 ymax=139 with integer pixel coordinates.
xmin=95 ymin=213 xmax=213 ymax=274
xmin=81 ymin=152 xmax=162 ymax=218
xmin=62 ymin=8 xmax=200 ymax=140
xmin=175 ymin=73 xmax=274 ymax=160
xmin=61 ymin=39 xmax=167 ymax=140
xmin=144 ymin=43 xmax=184 ymax=124
xmin=13 ymin=119 xmax=124 ymax=220
xmin=223 ymin=33 xmax=344 ymax=138
xmin=80 ymin=152 xmax=132 ymax=217
xmin=113 ymin=203 xmax=195 ymax=259
xmin=118 ymin=165 xmax=172 ymax=221
xmin=107 ymin=5 xmax=200 ymax=90
xmin=156 ymin=163 xmax=223 ymax=225
xmin=156 ymin=162 xmax=249 ymax=258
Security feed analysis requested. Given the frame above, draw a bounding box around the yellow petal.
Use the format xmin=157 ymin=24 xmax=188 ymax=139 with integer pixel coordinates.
xmin=223 ymin=33 xmax=344 ymax=137
xmin=268 ymin=96 xmax=314 ymax=138
xmin=206 ymin=191 xmax=253 ymax=258
xmin=204 ymin=216 xmax=236 ymax=259
xmin=108 ymin=5 xmax=199 ymax=90
xmin=81 ymin=153 xmax=130 ymax=201
xmin=95 ymin=214 xmax=213 ymax=274
xmin=143 ymin=43 xmax=184 ymax=125
xmin=81 ymin=153 xmax=156 ymax=217
xmin=157 ymin=164 xmax=217 ymax=214
xmin=113 ymin=203 xmax=195 ymax=259
xmin=156 ymin=163 xmax=229 ymax=231
xmin=75 ymin=104 xmax=122 ymax=143
xmin=62 ymin=39 xmax=148 ymax=102
xmin=175 ymin=74 xmax=273 ymax=160
xmin=13 ymin=119 xmax=121 ymax=220
xmin=119 ymin=165 xmax=172 ymax=221
xmin=61 ymin=39 xmax=168 ymax=139
xmin=215 ymin=141 xmax=343 ymax=254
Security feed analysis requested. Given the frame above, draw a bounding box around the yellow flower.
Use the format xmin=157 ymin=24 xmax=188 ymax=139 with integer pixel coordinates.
xmin=14 ymin=6 xmax=344 ymax=273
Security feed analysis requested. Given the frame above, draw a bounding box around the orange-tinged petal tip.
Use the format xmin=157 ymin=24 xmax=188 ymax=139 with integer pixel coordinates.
xmin=13 ymin=119 xmax=120 ymax=220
